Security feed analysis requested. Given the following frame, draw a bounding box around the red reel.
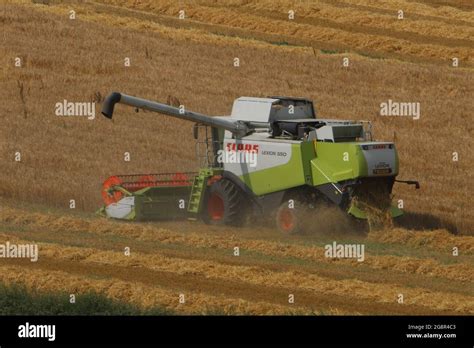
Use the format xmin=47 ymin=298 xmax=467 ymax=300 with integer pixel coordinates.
xmin=134 ymin=175 xmax=156 ymax=190
xmin=171 ymin=172 xmax=188 ymax=186
xmin=102 ymin=176 xmax=123 ymax=206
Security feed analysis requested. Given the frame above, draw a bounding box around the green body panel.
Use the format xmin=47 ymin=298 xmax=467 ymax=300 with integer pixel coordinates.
xmin=134 ymin=186 xmax=192 ymax=221
xmin=390 ymin=206 xmax=403 ymax=218
xmin=239 ymin=144 xmax=306 ymax=195
xmin=348 ymin=203 xmax=404 ymax=219
xmin=233 ymin=140 xmax=402 ymax=220
xmin=311 ymin=142 xmax=367 ymax=185
xmin=394 ymin=145 xmax=400 ymax=175
xmin=301 ymin=140 xmax=317 ymax=185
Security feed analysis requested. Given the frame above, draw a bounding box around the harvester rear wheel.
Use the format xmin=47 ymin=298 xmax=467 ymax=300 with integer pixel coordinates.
xmin=202 ymin=179 xmax=244 ymax=226
xmin=275 ymin=200 xmax=305 ymax=234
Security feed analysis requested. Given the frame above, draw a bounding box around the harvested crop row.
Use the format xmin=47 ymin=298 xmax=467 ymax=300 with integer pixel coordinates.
xmin=368 ymin=228 xmax=474 ymax=253
xmin=27 ymin=0 xmax=474 ymax=63
xmin=332 ymin=0 xmax=474 ymax=23
xmin=37 ymin=243 xmax=474 ymax=314
xmin=101 ymin=0 xmax=474 ymax=23
xmin=0 ymin=264 xmax=314 ymax=315
xmin=1 ymin=234 xmax=472 ymax=313
xmin=1 ymin=208 xmax=472 ymax=282
xmin=238 ymin=0 xmax=474 ymax=42
xmin=1 ymin=208 xmax=472 ymax=280
xmin=122 ymin=3 xmax=474 ymax=62
xmin=24 ymin=1 xmax=304 ymax=54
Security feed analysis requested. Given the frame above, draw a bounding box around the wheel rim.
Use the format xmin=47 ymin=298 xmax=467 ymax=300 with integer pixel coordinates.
xmin=278 ymin=208 xmax=295 ymax=232
xmin=208 ymin=193 xmax=225 ymax=220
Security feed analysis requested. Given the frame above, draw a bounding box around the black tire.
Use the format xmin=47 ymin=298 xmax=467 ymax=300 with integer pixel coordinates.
xmin=202 ymin=179 xmax=244 ymax=226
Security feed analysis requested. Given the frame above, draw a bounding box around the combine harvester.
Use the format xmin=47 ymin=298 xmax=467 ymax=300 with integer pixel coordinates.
xmin=99 ymin=92 xmax=419 ymax=233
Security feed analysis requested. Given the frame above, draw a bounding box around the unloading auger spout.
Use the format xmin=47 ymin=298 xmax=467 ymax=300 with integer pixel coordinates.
xmin=101 ymin=92 xmax=250 ymax=137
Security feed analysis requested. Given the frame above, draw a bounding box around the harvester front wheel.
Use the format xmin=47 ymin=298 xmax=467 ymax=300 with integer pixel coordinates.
xmin=202 ymin=179 xmax=244 ymax=226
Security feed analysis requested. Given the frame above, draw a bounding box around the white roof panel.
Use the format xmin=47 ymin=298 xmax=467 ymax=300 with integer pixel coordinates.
xmin=235 ymin=97 xmax=279 ymax=103
xmin=230 ymin=97 xmax=279 ymax=122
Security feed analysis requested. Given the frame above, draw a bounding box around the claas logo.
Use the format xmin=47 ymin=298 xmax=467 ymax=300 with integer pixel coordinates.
xmin=226 ymin=143 xmax=259 ymax=153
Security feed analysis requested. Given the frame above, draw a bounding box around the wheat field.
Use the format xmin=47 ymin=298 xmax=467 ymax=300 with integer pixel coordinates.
xmin=0 ymin=0 xmax=473 ymax=314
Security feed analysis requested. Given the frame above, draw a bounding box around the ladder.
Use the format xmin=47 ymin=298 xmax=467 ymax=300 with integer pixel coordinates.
xmin=187 ymin=168 xmax=214 ymax=217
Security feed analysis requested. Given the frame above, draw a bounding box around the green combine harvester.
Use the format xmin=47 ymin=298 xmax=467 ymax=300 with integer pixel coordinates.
xmin=99 ymin=92 xmax=419 ymax=233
